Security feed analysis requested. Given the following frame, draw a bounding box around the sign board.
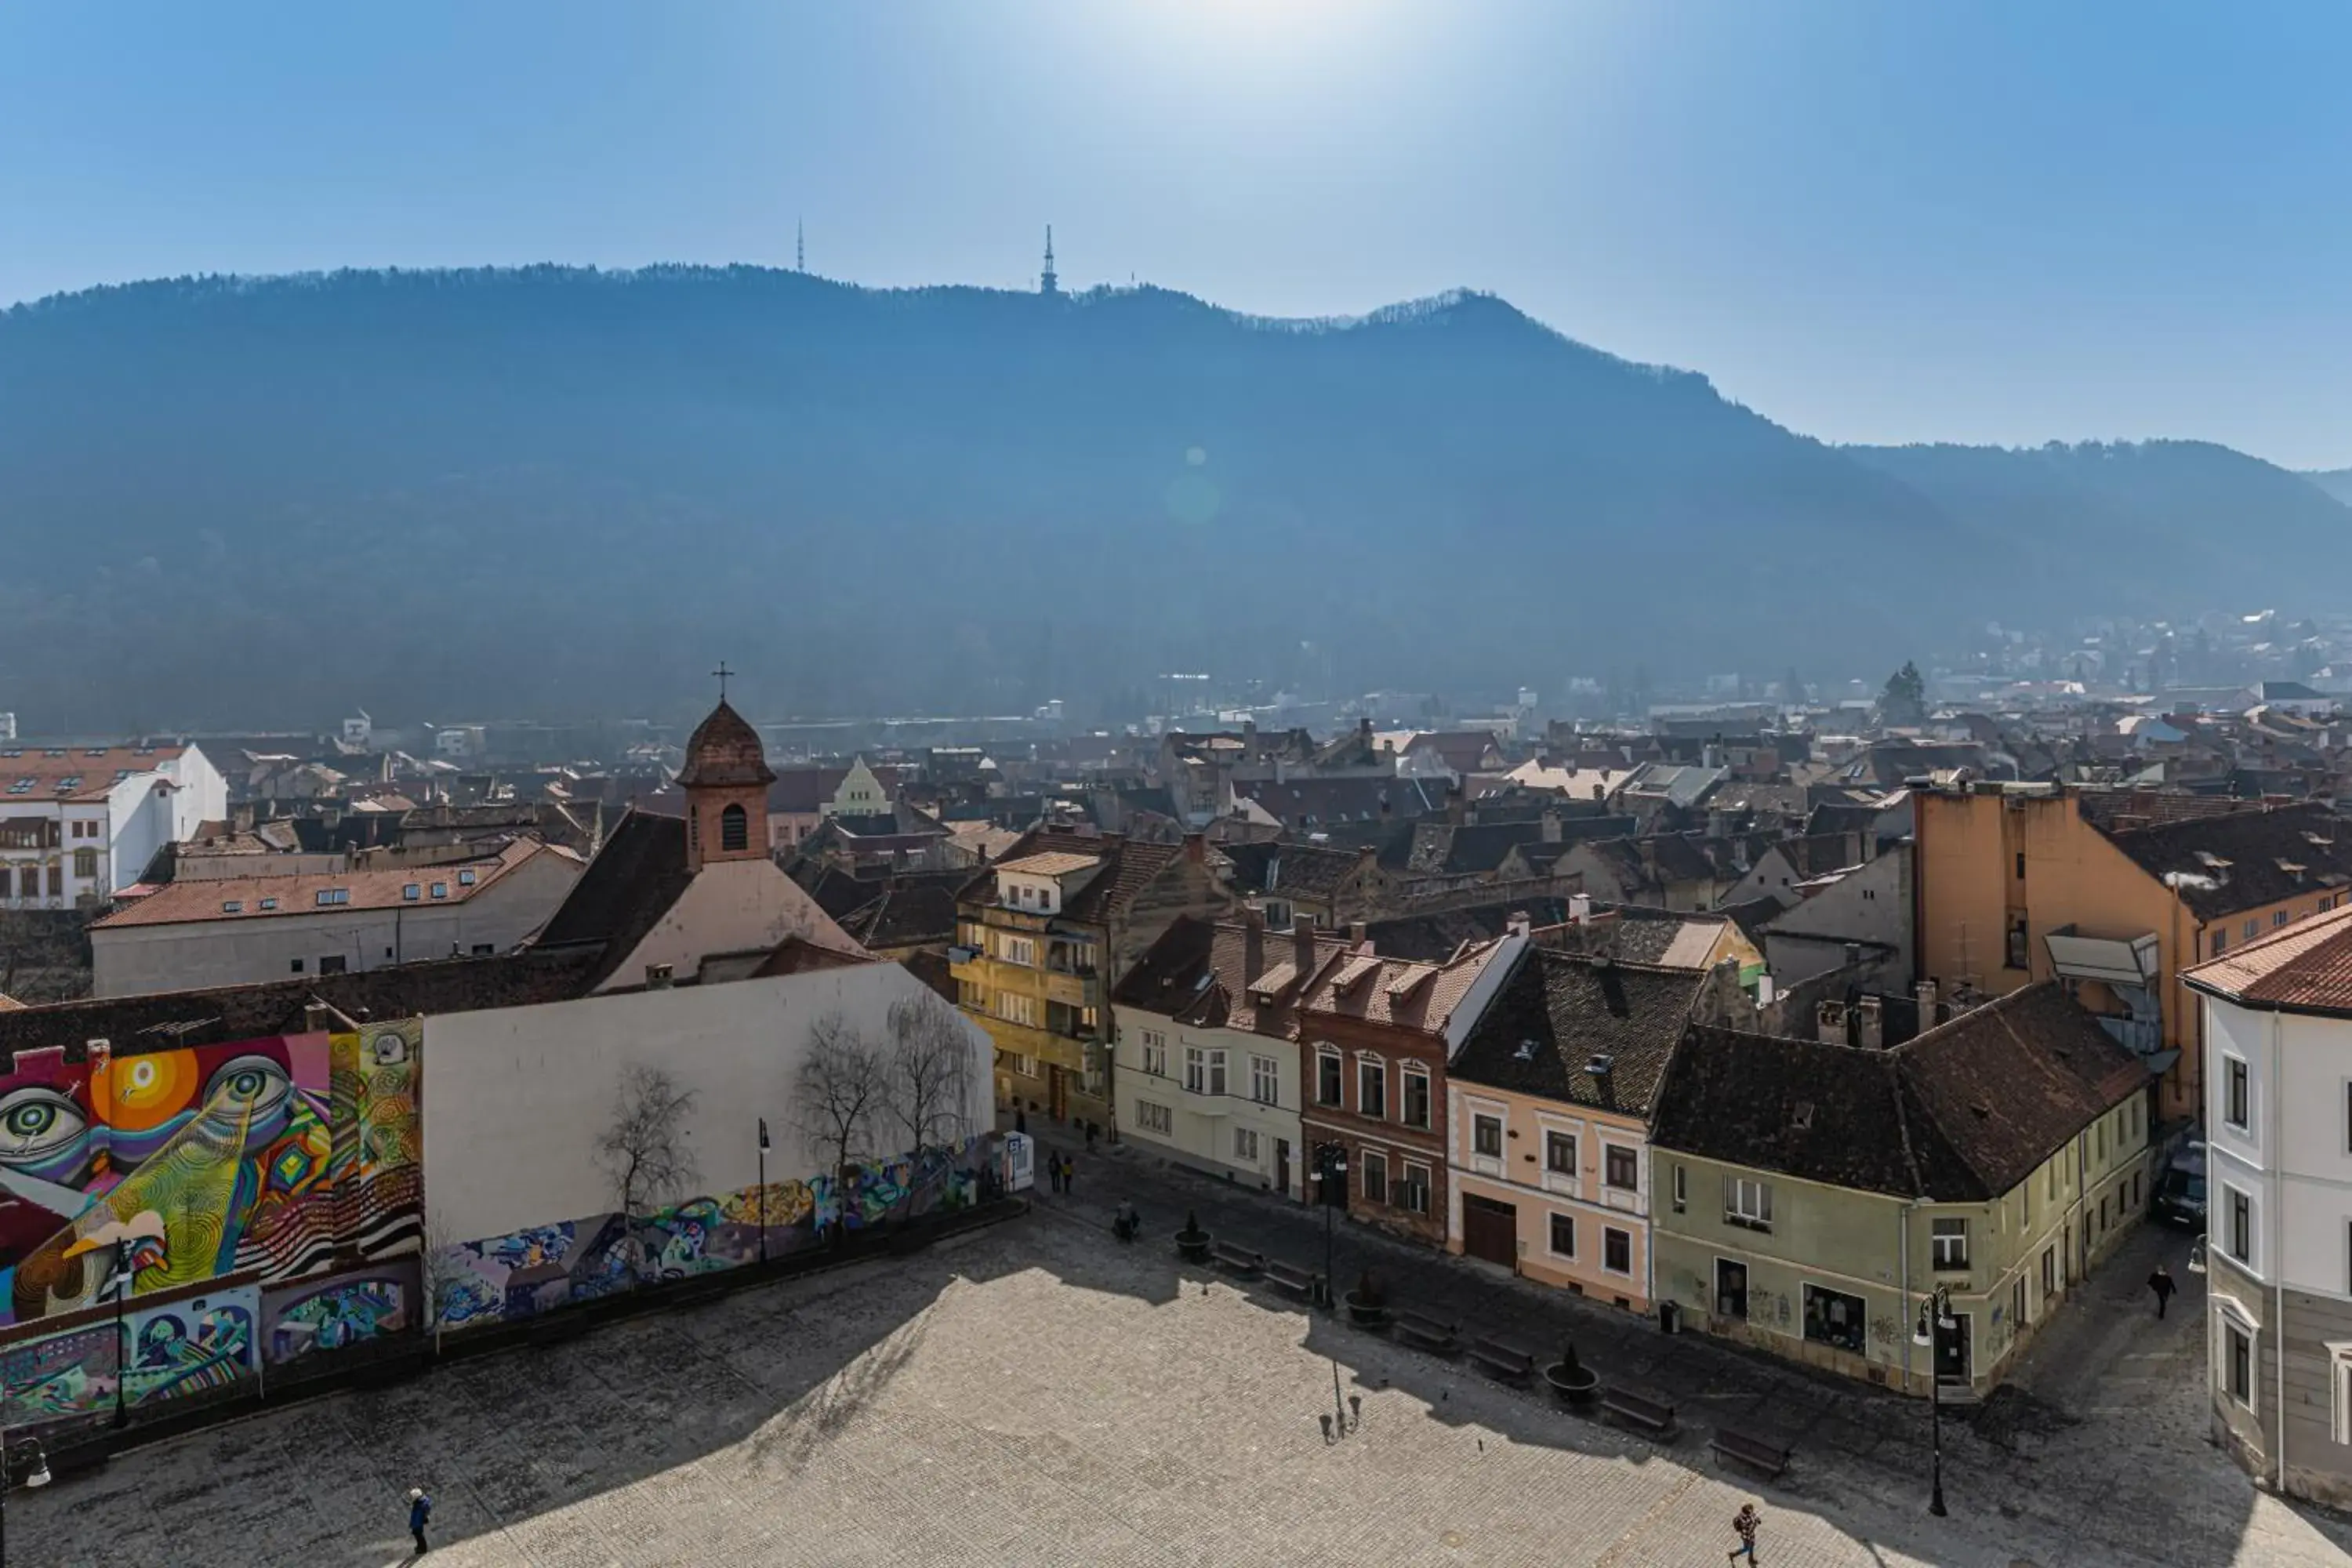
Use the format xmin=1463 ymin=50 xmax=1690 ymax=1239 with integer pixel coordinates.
xmin=1002 ymin=1131 xmax=1036 ymax=1194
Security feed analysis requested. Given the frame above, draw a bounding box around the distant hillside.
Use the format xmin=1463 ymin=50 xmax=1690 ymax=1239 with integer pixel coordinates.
xmin=2307 ymin=469 xmax=2352 ymax=506
xmin=0 ymin=267 xmax=2336 ymax=728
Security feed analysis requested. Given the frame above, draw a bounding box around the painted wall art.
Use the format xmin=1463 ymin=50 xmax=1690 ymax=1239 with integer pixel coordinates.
xmin=0 ymin=1286 xmax=262 ymax=1426
xmin=260 ymin=1259 xmax=416 ymax=1365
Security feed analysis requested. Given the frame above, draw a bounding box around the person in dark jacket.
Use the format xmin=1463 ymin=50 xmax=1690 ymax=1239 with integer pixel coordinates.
xmin=2149 ymin=1263 xmax=2177 ymax=1319
xmin=407 ymin=1486 xmax=434 ymax=1554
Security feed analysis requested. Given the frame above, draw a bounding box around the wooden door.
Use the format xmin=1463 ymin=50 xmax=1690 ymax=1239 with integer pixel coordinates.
xmin=1461 ymin=1192 xmax=1518 ymax=1269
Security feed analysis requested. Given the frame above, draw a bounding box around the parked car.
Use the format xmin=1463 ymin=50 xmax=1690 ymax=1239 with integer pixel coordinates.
xmin=2153 ymin=1142 xmax=2207 ymax=1229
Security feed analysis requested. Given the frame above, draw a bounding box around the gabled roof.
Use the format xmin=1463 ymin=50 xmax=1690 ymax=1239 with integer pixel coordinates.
xmin=531 ymin=807 xmax=699 ymax=984
xmin=0 ymin=743 xmax=190 ymax=804
xmin=1450 ymin=950 xmax=1707 ymax=1117
xmin=92 ymin=839 xmax=569 ymax=929
xmin=2094 ymin=800 xmax=2352 ymax=920
xmin=1112 ymin=915 xmax=1358 ymax=1038
xmin=1294 ymin=935 xmax=1512 ymax=1036
xmin=2185 ymin=902 xmax=2352 ymax=1014
xmin=959 ymin=829 xmax=1189 ymax=925
xmin=840 ymin=876 xmax=965 ymax=950
xmin=1651 ymin=983 xmax=2145 ymax=1203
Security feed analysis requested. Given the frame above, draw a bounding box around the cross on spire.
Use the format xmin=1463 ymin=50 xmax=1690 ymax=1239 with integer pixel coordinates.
xmin=713 ymin=662 xmax=735 ymax=701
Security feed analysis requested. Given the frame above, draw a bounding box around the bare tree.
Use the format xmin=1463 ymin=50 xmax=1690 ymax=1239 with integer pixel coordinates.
xmin=884 ymin=992 xmax=978 ymax=1221
xmin=597 ymin=1064 xmax=700 ymax=1272
xmin=794 ymin=1011 xmax=889 ymax=1242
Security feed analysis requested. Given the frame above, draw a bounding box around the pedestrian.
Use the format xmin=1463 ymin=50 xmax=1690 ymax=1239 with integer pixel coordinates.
xmin=1062 ymin=1153 xmax=1075 ymax=1196
xmin=1048 ymin=1152 xmax=1063 ymax=1194
xmin=2149 ymin=1262 xmax=2177 ymax=1319
xmin=407 ymin=1486 xmax=433 ymax=1555
xmin=1727 ymin=1502 xmax=1761 ymax=1563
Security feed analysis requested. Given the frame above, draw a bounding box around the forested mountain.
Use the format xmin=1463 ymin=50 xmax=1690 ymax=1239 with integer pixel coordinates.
xmin=2307 ymin=469 xmax=2352 ymax=507
xmin=0 ymin=267 xmax=2339 ymax=728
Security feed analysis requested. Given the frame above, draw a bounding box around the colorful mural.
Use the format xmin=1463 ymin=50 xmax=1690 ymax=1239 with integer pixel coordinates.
xmin=0 ymin=1286 xmax=261 ymax=1426
xmin=432 ymin=1135 xmax=995 ymax=1330
xmin=261 ymin=1260 xmax=416 ymax=1364
xmin=0 ymin=1025 xmax=423 ymax=1330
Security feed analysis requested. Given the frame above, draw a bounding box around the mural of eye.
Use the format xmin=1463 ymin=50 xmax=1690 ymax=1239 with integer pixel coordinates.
xmin=203 ymin=1055 xmax=293 ymax=1123
xmin=0 ymin=1087 xmax=91 ymax=1166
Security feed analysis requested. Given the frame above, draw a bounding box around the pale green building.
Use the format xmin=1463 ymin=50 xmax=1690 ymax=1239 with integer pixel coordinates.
xmin=1648 ymin=983 xmax=2151 ymax=1397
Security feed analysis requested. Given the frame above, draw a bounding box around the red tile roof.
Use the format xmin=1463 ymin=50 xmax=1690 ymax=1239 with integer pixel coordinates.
xmin=2183 ymin=902 xmax=2352 ymax=1013
xmin=0 ymin=744 xmax=190 ymax=803
xmin=90 ymin=838 xmax=569 ymax=929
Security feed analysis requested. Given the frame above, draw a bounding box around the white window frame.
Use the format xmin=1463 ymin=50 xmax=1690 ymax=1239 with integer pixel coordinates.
xmin=1726 ymin=1175 xmax=1773 ymax=1231
xmin=1602 ymin=1225 xmax=1632 ymax=1276
xmin=1543 ymin=1127 xmax=1579 ymax=1181
xmin=1141 ymin=1030 xmax=1167 ymax=1078
xmin=1601 ymin=1140 xmax=1640 ymax=1194
xmin=1356 ymin=1055 xmax=1387 ymax=1121
xmin=1398 ymin=1160 xmax=1431 ymax=1216
xmin=2219 ymin=1298 xmax=2259 ymax=1413
xmin=1185 ymin=1045 xmax=1207 ymax=1094
xmin=1000 ymin=935 xmax=1037 ymax=967
xmin=1671 ymin=1163 xmax=1687 ymax=1214
xmin=1361 ymin=1149 xmax=1388 ymax=1204
xmin=1548 ymin=1210 xmax=1576 ymax=1258
xmin=1400 ymin=1065 xmax=1432 ymax=1130
xmin=1207 ymin=1049 xmax=1229 ymax=1098
xmin=2224 ymin=1054 xmax=2251 ymax=1134
xmin=2225 ymin=1182 xmax=2256 ymax=1269
xmin=1315 ymin=1044 xmax=1342 ymax=1106
xmin=1931 ymin=1217 xmax=1970 ymax=1271
xmin=1250 ymin=1053 xmax=1279 ymax=1106
xmin=1135 ymin=1099 xmax=1173 ymax=1135
xmin=1472 ymin=1113 xmax=1504 ymax=1160
xmin=2332 ymin=1342 xmax=2352 ymax=1447
xmin=1232 ymin=1126 xmax=1261 ymax=1165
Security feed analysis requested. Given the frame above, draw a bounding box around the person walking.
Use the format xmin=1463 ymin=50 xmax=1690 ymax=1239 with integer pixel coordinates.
xmin=2149 ymin=1262 xmax=2177 ymax=1319
xmin=407 ymin=1486 xmax=434 ymax=1555
xmin=1727 ymin=1502 xmax=1761 ymax=1563
xmin=1047 ymin=1152 xmax=1063 ymax=1194
xmin=1062 ymin=1152 xmax=1074 ymax=1196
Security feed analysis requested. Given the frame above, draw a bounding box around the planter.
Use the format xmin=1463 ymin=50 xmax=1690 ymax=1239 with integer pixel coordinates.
xmin=1545 ymin=1362 xmax=1601 ymax=1408
xmin=1174 ymin=1230 xmax=1213 ymax=1264
xmin=1343 ymin=1292 xmax=1390 ymax=1332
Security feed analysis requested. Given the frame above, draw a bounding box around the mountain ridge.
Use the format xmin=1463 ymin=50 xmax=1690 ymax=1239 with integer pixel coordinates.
xmin=0 ymin=265 xmax=2334 ymax=728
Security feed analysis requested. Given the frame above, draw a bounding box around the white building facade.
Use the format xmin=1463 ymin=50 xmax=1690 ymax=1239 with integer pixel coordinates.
xmin=0 ymin=742 xmax=228 ymax=907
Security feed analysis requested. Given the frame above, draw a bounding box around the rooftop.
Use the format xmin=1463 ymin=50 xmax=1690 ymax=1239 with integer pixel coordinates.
xmin=2184 ymin=902 xmax=2352 ymax=1014
xmin=89 ymin=838 xmax=569 ymax=928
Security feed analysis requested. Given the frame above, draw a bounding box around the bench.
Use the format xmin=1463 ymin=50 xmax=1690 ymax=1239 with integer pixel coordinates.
xmin=1601 ymin=1387 xmax=1678 ymax=1439
xmin=1466 ymin=1334 xmax=1535 ymax=1384
xmin=1709 ymin=1428 xmax=1791 ymax=1478
xmin=1392 ymin=1309 xmax=1460 ymax=1356
xmin=1210 ymin=1240 xmax=1263 ymax=1276
xmin=1263 ymin=1258 xmax=1323 ymax=1302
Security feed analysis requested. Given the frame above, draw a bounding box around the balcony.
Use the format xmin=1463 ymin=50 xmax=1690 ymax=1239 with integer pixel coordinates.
xmin=2042 ymin=926 xmax=2160 ymax=988
xmin=1044 ymin=969 xmax=1093 ymax=1007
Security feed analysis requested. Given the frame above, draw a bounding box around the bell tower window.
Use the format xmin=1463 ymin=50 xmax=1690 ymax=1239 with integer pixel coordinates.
xmin=720 ymin=803 xmax=749 ymax=853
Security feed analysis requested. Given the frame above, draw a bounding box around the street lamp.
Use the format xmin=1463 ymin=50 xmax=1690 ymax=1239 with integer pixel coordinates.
xmin=110 ymin=1239 xmax=133 ymax=1430
xmin=757 ymin=1118 xmax=771 ymax=1265
xmin=1312 ymin=1142 xmax=1348 ymax=1311
xmin=0 ymin=1433 xmax=54 ymax=1562
xmin=1912 ymin=1284 xmax=1958 ymax=1516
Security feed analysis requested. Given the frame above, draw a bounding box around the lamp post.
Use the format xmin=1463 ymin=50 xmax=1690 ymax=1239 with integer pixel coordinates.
xmin=1313 ymin=1142 xmax=1347 ymax=1311
xmin=111 ymin=1239 xmax=132 ymax=1431
xmin=0 ymin=1434 xmax=54 ymax=1564
xmin=1912 ymin=1283 xmax=1957 ymax=1516
xmin=757 ymin=1118 xmax=771 ymax=1265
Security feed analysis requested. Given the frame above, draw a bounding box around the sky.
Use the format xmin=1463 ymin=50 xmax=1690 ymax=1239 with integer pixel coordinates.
xmin=3 ymin=1 xmax=2347 ymax=469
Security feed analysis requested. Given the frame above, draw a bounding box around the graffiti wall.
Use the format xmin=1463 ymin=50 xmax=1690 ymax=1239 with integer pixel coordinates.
xmin=261 ymin=1258 xmax=418 ymax=1366
xmin=432 ymin=1136 xmax=993 ymax=1331
xmin=0 ymin=1284 xmax=262 ymax=1426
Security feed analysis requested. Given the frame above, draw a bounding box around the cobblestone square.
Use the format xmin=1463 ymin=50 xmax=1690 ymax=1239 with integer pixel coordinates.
xmin=13 ymin=1173 xmax=2352 ymax=1567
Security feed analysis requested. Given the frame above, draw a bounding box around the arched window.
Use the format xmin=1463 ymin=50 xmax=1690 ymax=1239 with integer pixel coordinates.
xmin=720 ymin=803 xmax=749 ymax=852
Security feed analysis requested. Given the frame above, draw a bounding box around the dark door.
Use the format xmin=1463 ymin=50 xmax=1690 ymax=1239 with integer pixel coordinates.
xmin=1275 ymin=1139 xmax=1291 ymax=1200
xmin=1461 ymin=1192 xmax=1517 ymax=1269
xmin=1048 ymin=1066 xmax=1070 ymax=1122
xmin=1937 ymin=1313 xmax=1972 ymax=1385
xmin=1716 ymin=1258 xmax=1749 ymax=1319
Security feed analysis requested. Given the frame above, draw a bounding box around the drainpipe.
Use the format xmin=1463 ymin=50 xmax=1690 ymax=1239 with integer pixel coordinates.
xmin=2274 ymin=1004 xmax=2288 ymax=1492
xmin=1900 ymin=1197 xmax=1915 ymax=1392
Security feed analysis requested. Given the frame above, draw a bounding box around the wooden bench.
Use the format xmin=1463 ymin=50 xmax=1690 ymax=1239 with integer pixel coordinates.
xmin=1709 ymin=1428 xmax=1791 ymax=1478
xmin=1466 ymin=1334 xmax=1535 ymax=1384
xmin=1601 ymin=1387 xmax=1678 ymax=1439
xmin=1263 ymin=1258 xmax=1323 ymax=1302
xmin=1210 ymin=1240 xmax=1263 ymax=1276
xmin=1392 ymin=1309 xmax=1460 ymax=1356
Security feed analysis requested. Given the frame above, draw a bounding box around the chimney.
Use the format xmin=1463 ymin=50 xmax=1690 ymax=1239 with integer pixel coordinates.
xmin=1857 ymin=996 xmax=1883 ymax=1050
xmin=1703 ymin=742 xmax=1723 ymax=770
xmin=646 ymin=963 xmax=675 ymax=991
xmin=1184 ymin=831 xmax=1204 ymax=863
xmin=1348 ymin=920 xmax=1368 ymax=946
xmin=1915 ymin=979 xmax=1939 ymax=1029
xmin=1241 ymin=901 xmax=1266 ymax=929
xmin=1843 ymin=941 xmax=1862 ymax=971
xmin=1541 ymin=808 xmax=1562 ymax=844
xmin=1708 ymin=808 xmax=1732 ymax=840
xmin=1293 ymin=914 xmax=1316 ymax=975
xmin=1569 ymin=892 xmax=1593 ymax=923
xmin=1817 ymin=1000 xmax=1848 ymax=1044
xmin=1506 ymin=909 xmax=1532 ymax=938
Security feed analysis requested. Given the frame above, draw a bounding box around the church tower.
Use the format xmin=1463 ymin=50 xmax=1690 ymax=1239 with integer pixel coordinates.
xmin=678 ymin=681 xmax=775 ymax=873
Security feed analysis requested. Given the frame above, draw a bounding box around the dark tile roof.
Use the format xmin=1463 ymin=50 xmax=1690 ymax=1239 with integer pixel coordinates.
xmin=2074 ymin=787 xmax=2259 ymax=831
xmin=1363 ymin=899 xmax=1576 ymax=964
xmin=1112 ymin=916 xmax=1359 ymax=1039
xmin=1652 ymin=983 xmax=2146 ymax=1202
xmin=531 ymin=807 xmax=696 ymax=985
xmin=1218 ymin=840 xmax=1370 ymax=902
xmin=1450 ymin=951 xmax=1707 ymax=1117
xmin=1804 ymin=801 xmax=1884 ymax=840
xmin=677 ymin=700 xmax=775 ymax=789
xmin=2096 ymin=800 xmax=2352 ymax=920
xmin=1234 ymin=776 xmax=1438 ymax=831
xmin=0 ymin=950 xmax=604 ymax=1067
xmin=789 ymin=862 xmax=887 ymax=921
xmin=956 ymin=829 xmax=1189 ymax=926
xmin=841 ymin=877 xmax=964 ymax=949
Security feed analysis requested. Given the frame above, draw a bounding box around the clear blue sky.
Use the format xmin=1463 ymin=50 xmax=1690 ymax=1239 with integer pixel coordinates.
xmin=5 ymin=1 xmax=2346 ymax=468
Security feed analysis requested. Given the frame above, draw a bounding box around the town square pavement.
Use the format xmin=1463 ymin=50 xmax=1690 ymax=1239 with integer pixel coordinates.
xmin=10 ymin=1145 xmax=2350 ymax=1566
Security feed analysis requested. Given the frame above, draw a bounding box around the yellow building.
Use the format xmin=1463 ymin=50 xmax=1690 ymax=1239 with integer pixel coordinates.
xmin=951 ymin=829 xmax=1232 ymax=1131
xmin=1915 ymin=785 xmax=2352 ymax=1122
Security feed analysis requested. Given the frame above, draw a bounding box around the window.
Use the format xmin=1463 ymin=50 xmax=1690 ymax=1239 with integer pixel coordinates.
xmin=1931 ymin=1216 xmax=1970 ymax=1271
xmin=2229 ymin=1187 xmax=2253 ymax=1265
xmin=1004 ymin=1051 xmax=1038 ymax=1079
xmin=70 ymin=849 xmax=95 ymax=880
xmin=1671 ymin=1163 xmax=1686 ymax=1213
xmin=2006 ymin=918 xmax=2029 ymax=971
xmin=1545 ymin=1131 xmax=1577 ymax=1175
xmin=2048 ymin=1160 xmax=2060 ymax=1202
xmin=403 ymin=884 xmax=420 ymax=902
xmin=1473 ymin=1114 xmax=1504 ymax=1158
xmin=1605 ymin=1145 xmax=1638 ymax=1192
xmin=1362 ymin=1150 xmax=1388 ymax=1204
xmin=2245 ymin=919 xmax=2261 ymax=942
xmin=2227 ymin=1320 xmax=2254 ymax=1407
xmin=1232 ymin=1127 xmax=1260 ymax=1164
xmin=2014 ymin=851 xmax=2026 ymax=880
xmin=221 ymin=899 xmax=244 ymax=914
xmin=45 ymin=866 xmax=59 ymax=896
xmin=1185 ymin=1046 xmax=1207 ymax=1093
xmin=1141 ymin=1031 xmax=1166 ymax=1077
xmin=1548 ymin=1214 xmax=1576 ymax=1257
xmin=1207 ymin=1049 xmax=1228 ymax=1096
xmin=1401 ymin=1068 xmax=1431 ymax=1129
xmin=458 ymin=869 xmax=477 ymax=886
xmin=386 ymin=946 xmax=396 ymax=958
xmin=1399 ymin=1162 xmax=1431 ymax=1215
xmin=1136 ymin=1100 xmax=1173 ymax=1135
xmin=1603 ymin=1227 xmax=1631 ymax=1275
xmin=1250 ymin=1054 xmax=1279 ymax=1105
xmin=1316 ymin=1047 xmax=1341 ymax=1105
xmin=2212 ymin=927 xmax=2229 ymax=955
xmin=1001 ymin=935 xmax=1036 ymax=967
xmin=259 ymin=898 xmax=277 ymax=911
xmin=1804 ymin=1283 xmax=1867 ymax=1354
xmin=996 ymin=992 xmax=1036 ymax=1028
xmin=2041 ymin=1245 xmax=2057 ymax=1299
xmin=318 ymin=955 xmax=347 ymax=975
xmin=317 ymin=888 xmax=350 ymax=906
xmin=720 ymin=803 xmax=748 ymax=851
xmin=1725 ymin=1176 xmax=1773 ymax=1231
xmin=2226 ymin=1058 xmax=2250 ymax=1131
xmin=2095 ymin=1119 xmax=2106 ymax=1162
xmin=430 ymin=883 xmax=448 ymax=900
xmin=2275 ymin=909 xmax=2292 ymax=929
xmin=2011 ymin=1274 xmax=2028 ymax=1331
xmin=1358 ymin=1059 xmax=1386 ymax=1120
xmin=472 ymin=943 xmax=494 ymax=956
xmin=2334 ymin=1347 xmax=2352 ymax=1446
xmin=289 ymin=958 xmax=305 ymax=973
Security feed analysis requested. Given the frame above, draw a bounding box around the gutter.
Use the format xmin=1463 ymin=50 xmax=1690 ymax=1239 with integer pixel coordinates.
xmin=2274 ymin=1003 xmax=2288 ymax=1492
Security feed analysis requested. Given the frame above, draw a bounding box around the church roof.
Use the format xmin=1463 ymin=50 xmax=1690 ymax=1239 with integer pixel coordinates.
xmin=677 ymin=699 xmax=775 ymax=789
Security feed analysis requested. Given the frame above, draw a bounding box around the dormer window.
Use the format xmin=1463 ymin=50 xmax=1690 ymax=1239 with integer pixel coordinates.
xmin=404 ymin=884 xmax=420 ymax=902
